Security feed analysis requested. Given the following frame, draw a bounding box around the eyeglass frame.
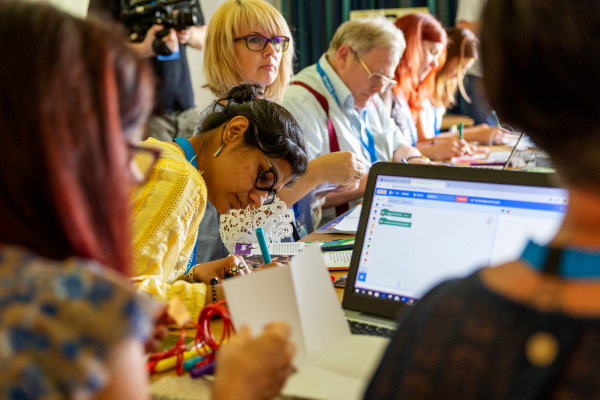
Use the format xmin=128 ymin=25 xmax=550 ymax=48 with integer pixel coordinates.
xmin=234 ymin=34 xmax=291 ymax=52
xmin=127 ymin=143 xmax=161 ymax=184
xmin=255 ymin=156 xmax=279 ymax=205
xmin=351 ymin=49 xmax=398 ymax=92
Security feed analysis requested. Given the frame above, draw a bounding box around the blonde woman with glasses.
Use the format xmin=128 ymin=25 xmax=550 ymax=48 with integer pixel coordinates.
xmin=194 ymin=0 xmax=367 ymax=263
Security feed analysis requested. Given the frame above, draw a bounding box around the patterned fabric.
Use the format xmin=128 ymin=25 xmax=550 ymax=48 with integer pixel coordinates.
xmin=131 ymin=138 xmax=208 ymax=319
xmin=0 ymin=246 xmax=156 ymax=400
xmin=365 ymin=271 xmax=600 ymax=399
xmin=390 ymin=94 xmax=418 ymax=146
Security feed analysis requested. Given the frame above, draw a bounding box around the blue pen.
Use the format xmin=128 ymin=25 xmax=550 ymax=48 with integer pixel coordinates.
xmin=492 ymin=110 xmax=501 ymax=127
xmin=255 ymin=227 xmax=271 ymax=264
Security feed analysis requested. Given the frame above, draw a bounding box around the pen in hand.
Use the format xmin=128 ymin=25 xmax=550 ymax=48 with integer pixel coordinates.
xmin=492 ymin=110 xmax=501 ymax=127
xmin=458 ymin=122 xmax=464 ymax=141
xmin=255 ymin=227 xmax=271 ymax=264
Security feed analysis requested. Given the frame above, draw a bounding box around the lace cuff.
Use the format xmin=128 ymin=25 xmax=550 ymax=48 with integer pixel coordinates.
xmin=219 ymin=197 xmax=294 ymax=254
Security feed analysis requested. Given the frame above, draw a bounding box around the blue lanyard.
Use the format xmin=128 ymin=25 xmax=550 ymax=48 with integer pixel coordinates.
xmin=521 ymin=240 xmax=600 ymax=279
xmin=173 ymin=137 xmax=197 ymax=274
xmin=316 ymin=60 xmax=378 ymax=163
xmin=434 ymin=110 xmax=441 ymax=136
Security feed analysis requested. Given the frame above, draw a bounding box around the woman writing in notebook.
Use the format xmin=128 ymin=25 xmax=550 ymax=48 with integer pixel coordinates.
xmin=0 ymin=2 xmax=294 ymax=399
xmin=390 ymin=13 xmax=489 ymax=161
xmin=131 ymin=83 xmax=308 ymax=319
xmin=194 ymin=0 xmax=367 ymax=263
xmin=365 ymin=0 xmax=600 ymax=397
xmin=418 ymin=27 xmax=508 ymax=143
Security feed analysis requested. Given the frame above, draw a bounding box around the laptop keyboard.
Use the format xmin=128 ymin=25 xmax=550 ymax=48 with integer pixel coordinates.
xmin=347 ymin=319 xmax=396 ymax=339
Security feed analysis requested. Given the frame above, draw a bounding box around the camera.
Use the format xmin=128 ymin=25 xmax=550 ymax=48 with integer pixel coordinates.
xmin=121 ymin=0 xmax=203 ymax=56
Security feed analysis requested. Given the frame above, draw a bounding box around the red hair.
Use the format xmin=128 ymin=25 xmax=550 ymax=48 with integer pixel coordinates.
xmin=393 ymin=13 xmax=447 ymax=122
xmin=0 ymin=2 xmax=154 ymax=275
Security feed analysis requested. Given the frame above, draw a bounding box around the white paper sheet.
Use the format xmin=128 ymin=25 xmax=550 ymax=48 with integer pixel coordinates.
xmin=222 ymin=246 xmax=388 ymax=400
xmin=332 ymin=205 xmax=362 ymax=233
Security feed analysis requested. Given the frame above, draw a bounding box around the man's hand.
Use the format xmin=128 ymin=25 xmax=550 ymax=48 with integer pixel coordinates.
xmin=130 ymin=24 xmax=179 ymax=58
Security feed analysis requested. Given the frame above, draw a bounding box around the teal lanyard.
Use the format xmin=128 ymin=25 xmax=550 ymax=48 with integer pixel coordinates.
xmin=173 ymin=137 xmax=197 ymax=274
xmin=521 ymin=240 xmax=600 ymax=278
xmin=316 ymin=60 xmax=378 ymax=163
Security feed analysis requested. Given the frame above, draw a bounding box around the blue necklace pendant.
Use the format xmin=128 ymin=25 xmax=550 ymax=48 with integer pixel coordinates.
xmin=521 ymin=240 xmax=600 ymax=279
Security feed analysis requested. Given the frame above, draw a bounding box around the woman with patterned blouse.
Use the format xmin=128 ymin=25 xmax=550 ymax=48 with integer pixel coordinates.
xmin=0 ymin=2 xmax=294 ymax=399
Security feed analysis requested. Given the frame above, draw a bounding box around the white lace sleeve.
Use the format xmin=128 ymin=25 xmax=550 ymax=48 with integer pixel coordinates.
xmin=219 ymin=197 xmax=295 ymax=253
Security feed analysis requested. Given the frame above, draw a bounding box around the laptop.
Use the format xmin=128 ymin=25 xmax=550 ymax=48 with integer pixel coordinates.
xmin=342 ymin=162 xmax=568 ymax=334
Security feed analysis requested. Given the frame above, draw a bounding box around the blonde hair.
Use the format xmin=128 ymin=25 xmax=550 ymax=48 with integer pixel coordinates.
xmin=203 ymin=0 xmax=294 ymax=102
xmin=432 ymin=27 xmax=478 ymax=108
xmin=327 ymin=17 xmax=405 ymax=59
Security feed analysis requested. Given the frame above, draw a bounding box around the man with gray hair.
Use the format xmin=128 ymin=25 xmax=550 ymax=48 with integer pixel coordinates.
xmin=282 ymin=18 xmax=426 ymax=209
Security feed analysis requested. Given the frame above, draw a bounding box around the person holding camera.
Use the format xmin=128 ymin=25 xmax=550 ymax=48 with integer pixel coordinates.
xmin=88 ymin=0 xmax=206 ymax=141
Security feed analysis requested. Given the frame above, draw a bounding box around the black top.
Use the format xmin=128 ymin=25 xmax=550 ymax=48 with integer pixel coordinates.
xmin=365 ymin=271 xmax=600 ymax=399
xmin=87 ymin=0 xmax=202 ymax=113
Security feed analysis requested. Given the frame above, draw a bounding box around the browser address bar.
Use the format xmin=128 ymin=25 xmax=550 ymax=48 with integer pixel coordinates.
xmin=409 ymin=179 xmax=447 ymax=189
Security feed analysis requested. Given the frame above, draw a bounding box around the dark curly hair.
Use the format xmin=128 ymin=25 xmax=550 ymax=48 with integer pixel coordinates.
xmin=198 ymin=83 xmax=307 ymax=183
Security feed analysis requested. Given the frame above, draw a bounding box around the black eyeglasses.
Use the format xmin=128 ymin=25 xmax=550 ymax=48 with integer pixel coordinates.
xmin=127 ymin=144 xmax=161 ymax=184
xmin=234 ymin=35 xmax=290 ymax=52
xmin=255 ymin=156 xmax=278 ymax=205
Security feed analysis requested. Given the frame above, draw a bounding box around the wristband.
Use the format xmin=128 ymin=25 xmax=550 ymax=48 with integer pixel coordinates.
xmin=209 ymin=277 xmax=219 ymax=304
xmin=401 ymin=154 xmax=430 ymax=164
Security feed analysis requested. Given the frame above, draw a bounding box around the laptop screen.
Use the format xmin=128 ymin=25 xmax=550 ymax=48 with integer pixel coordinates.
xmin=343 ymin=163 xmax=568 ymax=319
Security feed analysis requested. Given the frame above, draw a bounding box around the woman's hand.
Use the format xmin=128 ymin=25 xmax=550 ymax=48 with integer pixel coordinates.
xmin=213 ymin=322 xmax=295 ymax=400
xmin=193 ymin=255 xmax=250 ymax=283
xmin=464 ymin=124 xmax=510 ymax=144
xmin=144 ymin=304 xmax=176 ymax=354
xmin=418 ymin=137 xmax=473 ymax=160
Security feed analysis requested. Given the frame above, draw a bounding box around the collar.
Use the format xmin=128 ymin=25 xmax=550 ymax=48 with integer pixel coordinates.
xmin=318 ymin=54 xmax=357 ymax=110
xmin=521 ymin=240 xmax=600 ymax=279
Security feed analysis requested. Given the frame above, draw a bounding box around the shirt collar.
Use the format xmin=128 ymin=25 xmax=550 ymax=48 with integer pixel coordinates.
xmin=318 ymin=54 xmax=357 ymax=110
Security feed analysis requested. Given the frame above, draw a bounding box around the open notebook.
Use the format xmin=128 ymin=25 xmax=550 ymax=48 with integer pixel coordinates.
xmin=342 ymin=162 xmax=568 ymax=330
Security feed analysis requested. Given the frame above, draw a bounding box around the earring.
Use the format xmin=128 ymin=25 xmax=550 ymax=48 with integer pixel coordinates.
xmin=213 ymin=144 xmax=224 ymax=157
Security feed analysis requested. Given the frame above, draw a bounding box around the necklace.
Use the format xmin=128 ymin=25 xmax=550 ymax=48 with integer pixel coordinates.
xmin=521 ymin=240 xmax=600 ymax=279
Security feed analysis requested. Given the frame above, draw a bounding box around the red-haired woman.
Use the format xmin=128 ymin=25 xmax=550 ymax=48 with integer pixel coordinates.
xmin=389 ymin=13 xmax=473 ymax=161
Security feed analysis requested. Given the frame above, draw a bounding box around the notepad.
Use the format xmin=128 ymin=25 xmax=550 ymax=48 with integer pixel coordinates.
xmin=317 ymin=205 xmax=362 ymax=234
xmin=223 ymin=246 xmax=388 ymax=400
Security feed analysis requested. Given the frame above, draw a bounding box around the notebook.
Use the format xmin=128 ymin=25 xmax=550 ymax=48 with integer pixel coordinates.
xmin=342 ymin=162 xmax=568 ymax=331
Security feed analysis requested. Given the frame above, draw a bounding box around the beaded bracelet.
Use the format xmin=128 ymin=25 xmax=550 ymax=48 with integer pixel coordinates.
xmin=209 ymin=277 xmax=219 ymax=303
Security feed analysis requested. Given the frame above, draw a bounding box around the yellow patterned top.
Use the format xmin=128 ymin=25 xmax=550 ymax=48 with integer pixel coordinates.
xmin=130 ymin=138 xmax=208 ymax=319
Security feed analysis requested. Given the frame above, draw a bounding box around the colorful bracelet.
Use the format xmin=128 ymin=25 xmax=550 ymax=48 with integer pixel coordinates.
xmin=209 ymin=277 xmax=219 ymax=303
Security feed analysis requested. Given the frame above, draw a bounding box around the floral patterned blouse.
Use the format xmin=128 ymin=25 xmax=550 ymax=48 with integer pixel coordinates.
xmin=0 ymin=246 xmax=157 ymax=400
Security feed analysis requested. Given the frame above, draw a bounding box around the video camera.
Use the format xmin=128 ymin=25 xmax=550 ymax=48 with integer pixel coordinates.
xmin=121 ymin=0 xmax=203 ymax=56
